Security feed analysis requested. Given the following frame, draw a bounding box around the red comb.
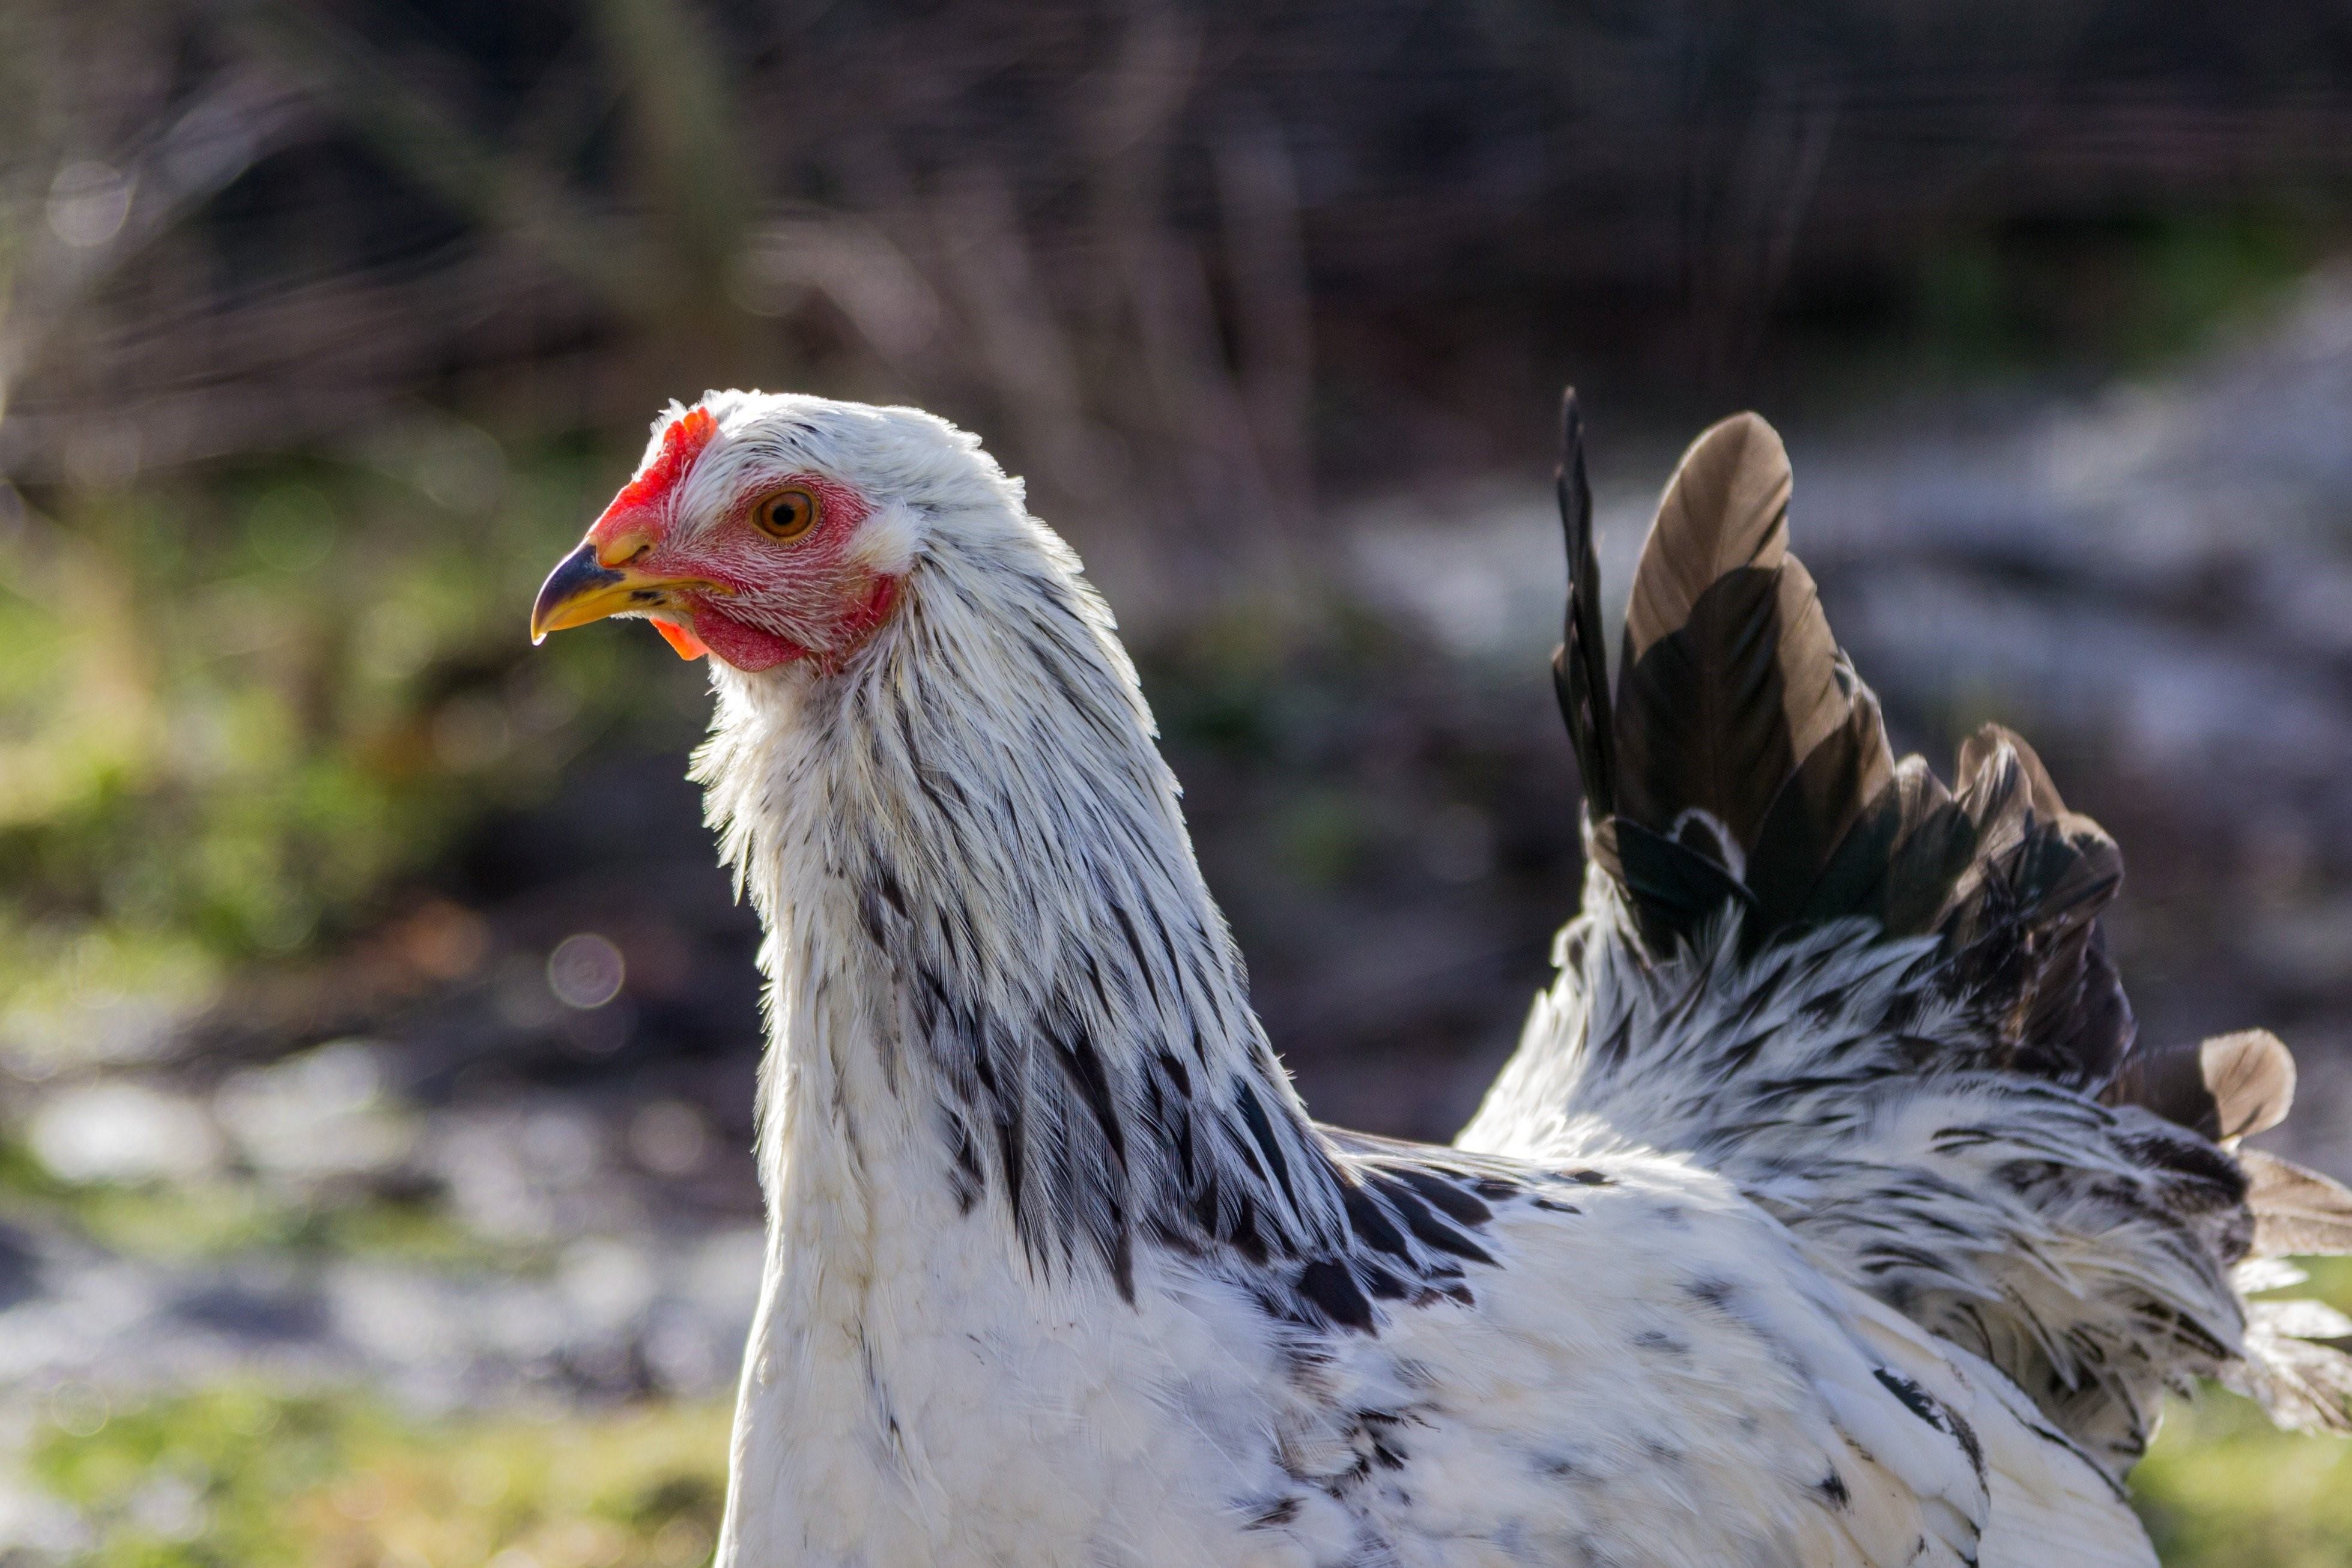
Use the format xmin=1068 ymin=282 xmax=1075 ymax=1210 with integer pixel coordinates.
xmin=606 ymin=405 xmax=719 ymax=522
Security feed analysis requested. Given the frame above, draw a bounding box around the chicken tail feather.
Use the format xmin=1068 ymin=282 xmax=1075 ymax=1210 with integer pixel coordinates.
xmin=1550 ymin=387 xmax=1617 ymax=824
xmin=1495 ymin=398 xmax=2352 ymax=1477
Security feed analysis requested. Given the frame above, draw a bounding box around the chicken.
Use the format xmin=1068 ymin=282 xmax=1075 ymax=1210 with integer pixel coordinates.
xmin=529 ymin=390 xmax=2352 ymax=1567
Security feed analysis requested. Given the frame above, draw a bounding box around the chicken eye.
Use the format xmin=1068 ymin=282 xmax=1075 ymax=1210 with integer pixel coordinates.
xmin=753 ymin=488 xmax=819 ymax=540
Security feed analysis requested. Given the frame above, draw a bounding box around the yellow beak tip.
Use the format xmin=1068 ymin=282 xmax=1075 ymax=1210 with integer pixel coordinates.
xmin=531 ymin=540 xmax=729 ymax=650
xmin=531 ymin=543 xmax=629 ymax=645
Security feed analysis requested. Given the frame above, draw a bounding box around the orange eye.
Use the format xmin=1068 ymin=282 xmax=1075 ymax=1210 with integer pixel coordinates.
xmin=753 ymin=487 xmax=819 ymax=540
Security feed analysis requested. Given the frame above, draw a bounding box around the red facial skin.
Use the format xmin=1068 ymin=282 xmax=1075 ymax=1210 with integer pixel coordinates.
xmin=585 ymin=410 xmax=900 ymax=674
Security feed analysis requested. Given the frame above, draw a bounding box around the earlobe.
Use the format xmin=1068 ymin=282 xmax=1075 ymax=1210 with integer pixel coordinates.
xmin=845 ymin=497 xmax=922 ymax=578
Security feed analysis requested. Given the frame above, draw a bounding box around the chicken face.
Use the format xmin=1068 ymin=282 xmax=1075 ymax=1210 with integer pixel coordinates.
xmin=530 ymin=401 xmax=905 ymax=673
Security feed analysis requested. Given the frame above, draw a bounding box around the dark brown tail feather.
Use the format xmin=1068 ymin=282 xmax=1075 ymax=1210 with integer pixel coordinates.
xmin=1578 ymin=405 xmax=2138 ymax=1100
xmin=1609 ymin=414 xmax=1882 ymax=879
xmin=1558 ymin=399 xmax=2352 ymax=1420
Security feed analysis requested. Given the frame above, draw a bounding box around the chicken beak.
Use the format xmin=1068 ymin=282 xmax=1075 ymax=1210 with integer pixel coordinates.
xmin=529 ymin=542 xmax=727 ymax=649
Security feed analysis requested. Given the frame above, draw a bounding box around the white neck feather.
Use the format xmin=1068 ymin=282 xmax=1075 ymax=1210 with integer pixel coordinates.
xmin=696 ymin=504 xmax=1344 ymax=1297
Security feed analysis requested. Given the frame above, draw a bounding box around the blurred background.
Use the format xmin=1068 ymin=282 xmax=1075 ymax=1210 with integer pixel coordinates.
xmin=4 ymin=1 xmax=2352 ymax=1563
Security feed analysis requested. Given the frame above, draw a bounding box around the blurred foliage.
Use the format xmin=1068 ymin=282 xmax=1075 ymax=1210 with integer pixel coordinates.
xmin=2138 ymin=1391 xmax=2352 ymax=1568
xmin=0 ymin=428 xmax=711 ymax=1070
xmin=29 ymin=1385 xmax=729 ymax=1568
xmin=1903 ymin=207 xmax=2330 ymax=377
xmin=11 ymin=0 xmax=2352 ymax=593
xmin=0 ymin=0 xmax=2348 ymax=1051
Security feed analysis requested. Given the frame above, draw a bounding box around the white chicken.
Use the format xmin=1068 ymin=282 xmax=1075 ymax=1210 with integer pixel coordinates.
xmin=529 ymin=390 xmax=2352 ymax=1567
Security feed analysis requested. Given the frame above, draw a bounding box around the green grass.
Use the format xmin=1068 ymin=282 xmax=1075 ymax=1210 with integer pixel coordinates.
xmin=29 ymin=1385 xmax=732 ymax=1568
xmin=2132 ymin=1256 xmax=2352 ymax=1567
xmin=2135 ymin=1390 xmax=2352 ymax=1568
xmin=51 ymin=1178 xmax=520 ymax=1270
xmin=0 ymin=1134 xmax=529 ymax=1271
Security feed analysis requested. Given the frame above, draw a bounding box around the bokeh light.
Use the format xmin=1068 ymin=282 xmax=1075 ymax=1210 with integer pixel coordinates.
xmin=547 ymin=934 xmax=626 ymax=1011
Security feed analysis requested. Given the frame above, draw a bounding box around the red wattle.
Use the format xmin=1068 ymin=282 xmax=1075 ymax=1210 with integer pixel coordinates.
xmin=680 ymin=576 xmax=901 ymax=674
xmin=691 ymin=606 xmax=807 ymax=671
xmin=650 ymin=618 xmax=711 ymax=660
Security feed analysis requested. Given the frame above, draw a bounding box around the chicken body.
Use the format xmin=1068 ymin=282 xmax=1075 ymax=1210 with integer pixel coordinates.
xmin=724 ymin=1094 xmax=2130 ymax=1568
xmin=530 ymin=390 xmax=2352 ymax=1568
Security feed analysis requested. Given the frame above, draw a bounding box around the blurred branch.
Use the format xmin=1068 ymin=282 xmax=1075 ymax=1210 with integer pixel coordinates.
xmin=4 ymin=0 xmax=2350 ymax=598
xmin=587 ymin=0 xmax=753 ymax=297
xmin=206 ymin=0 xmax=658 ymax=313
xmin=739 ymin=210 xmax=942 ymax=369
xmin=0 ymin=247 xmax=584 ymax=484
xmin=1213 ymin=109 xmax=1315 ymax=532
xmin=930 ymin=162 xmax=1126 ymax=512
xmin=0 ymin=68 xmax=308 ymax=447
